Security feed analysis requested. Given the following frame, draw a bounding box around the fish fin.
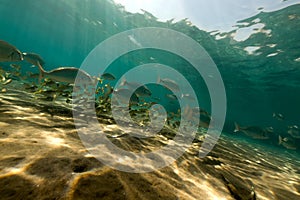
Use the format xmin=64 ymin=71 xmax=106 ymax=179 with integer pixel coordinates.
xmin=278 ymin=135 xmax=282 ymax=145
xmin=234 ymin=122 xmax=240 ymax=132
xmin=36 ymin=61 xmax=46 ymax=73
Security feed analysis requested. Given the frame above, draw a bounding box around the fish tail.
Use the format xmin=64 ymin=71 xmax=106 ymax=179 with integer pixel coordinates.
xmin=278 ymin=135 xmax=282 ymax=145
xmin=18 ymin=50 xmax=24 ymax=61
xmin=234 ymin=122 xmax=240 ymax=132
xmin=36 ymin=61 xmax=45 ymax=83
xmin=36 ymin=61 xmax=45 ymax=73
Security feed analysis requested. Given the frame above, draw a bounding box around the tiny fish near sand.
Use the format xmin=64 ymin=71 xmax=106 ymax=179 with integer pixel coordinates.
xmin=0 ymin=40 xmax=23 ymax=62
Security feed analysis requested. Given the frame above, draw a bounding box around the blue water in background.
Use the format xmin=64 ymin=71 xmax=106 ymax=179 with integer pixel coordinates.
xmin=0 ymin=0 xmax=300 ymax=151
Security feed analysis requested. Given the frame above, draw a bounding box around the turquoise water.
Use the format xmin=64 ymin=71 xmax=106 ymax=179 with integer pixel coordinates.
xmin=1 ymin=1 xmax=300 ymax=148
xmin=0 ymin=0 xmax=300 ymax=199
xmin=1 ymin=1 xmax=300 ymax=150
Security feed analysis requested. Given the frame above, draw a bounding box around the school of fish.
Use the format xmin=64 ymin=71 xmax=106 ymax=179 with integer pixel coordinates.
xmin=0 ymin=39 xmax=299 ymax=151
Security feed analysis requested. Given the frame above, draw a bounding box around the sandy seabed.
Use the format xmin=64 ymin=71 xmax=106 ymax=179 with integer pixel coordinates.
xmin=0 ymin=83 xmax=300 ymax=200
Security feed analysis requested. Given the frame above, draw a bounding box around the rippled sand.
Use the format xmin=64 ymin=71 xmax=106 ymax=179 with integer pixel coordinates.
xmin=0 ymin=83 xmax=300 ymax=200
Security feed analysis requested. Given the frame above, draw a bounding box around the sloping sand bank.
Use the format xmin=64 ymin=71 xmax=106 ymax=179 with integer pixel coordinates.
xmin=0 ymin=85 xmax=300 ymax=200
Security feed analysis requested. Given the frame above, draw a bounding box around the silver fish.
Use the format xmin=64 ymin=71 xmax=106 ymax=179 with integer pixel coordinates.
xmin=273 ymin=113 xmax=284 ymax=120
xmin=0 ymin=40 xmax=23 ymax=62
xmin=265 ymin=127 xmax=274 ymax=133
xmin=120 ymin=78 xmax=152 ymax=97
xmin=101 ymin=72 xmax=116 ymax=80
xmin=23 ymin=52 xmax=45 ymax=66
xmin=287 ymin=125 xmax=300 ymax=139
xmin=113 ymin=88 xmax=139 ymax=105
xmin=166 ymin=94 xmax=177 ymax=100
xmin=37 ymin=61 xmax=92 ymax=84
xmin=181 ymin=93 xmax=196 ymax=101
xmin=234 ymin=122 xmax=269 ymax=140
xmin=279 ymin=135 xmax=297 ymax=150
xmin=135 ymin=86 xmax=152 ymax=97
xmin=158 ymin=77 xmax=180 ymax=92
xmin=186 ymin=106 xmax=211 ymax=128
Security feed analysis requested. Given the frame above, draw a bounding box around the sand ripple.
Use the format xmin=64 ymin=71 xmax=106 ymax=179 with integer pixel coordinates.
xmin=0 ymin=85 xmax=300 ymax=199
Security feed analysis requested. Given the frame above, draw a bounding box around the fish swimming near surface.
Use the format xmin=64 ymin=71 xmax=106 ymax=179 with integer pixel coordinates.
xmin=279 ymin=135 xmax=297 ymax=150
xmin=234 ymin=122 xmax=270 ymax=140
xmin=36 ymin=61 xmax=92 ymax=84
xmin=0 ymin=40 xmax=23 ymax=62
xmin=23 ymin=52 xmax=45 ymax=66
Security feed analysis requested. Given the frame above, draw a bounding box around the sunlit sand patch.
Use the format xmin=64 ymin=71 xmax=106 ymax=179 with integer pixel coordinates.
xmin=44 ymin=135 xmax=69 ymax=147
xmin=1 ymin=83 xmax=300 ymax=199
